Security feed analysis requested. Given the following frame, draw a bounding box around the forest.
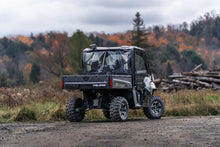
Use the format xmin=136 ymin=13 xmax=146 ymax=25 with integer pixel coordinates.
xmin=0 ymin=11 xmax=220 ymax=87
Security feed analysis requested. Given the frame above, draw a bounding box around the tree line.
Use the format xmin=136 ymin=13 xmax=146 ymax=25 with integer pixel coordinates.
xmin=0 ymin=11 xmax=219 ymax=87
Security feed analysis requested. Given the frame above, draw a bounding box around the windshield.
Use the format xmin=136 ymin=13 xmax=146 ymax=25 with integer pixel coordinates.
xmin=83 ymin=50 xmax=131 ymax=74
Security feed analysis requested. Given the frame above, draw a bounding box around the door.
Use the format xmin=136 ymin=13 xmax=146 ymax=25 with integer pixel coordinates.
xmin=134 ymin=49 xmax=148 ymax=91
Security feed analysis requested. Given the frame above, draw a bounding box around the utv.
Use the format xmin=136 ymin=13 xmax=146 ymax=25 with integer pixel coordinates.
xmin=62 ymin=44 xmax=164 ymax=122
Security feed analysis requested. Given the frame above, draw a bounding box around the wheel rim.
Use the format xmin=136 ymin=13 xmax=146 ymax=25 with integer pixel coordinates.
xmin=119 ymin=100 xmax=128 ymax=120
xmin=150 ymin=100 xmax=162 ymax=115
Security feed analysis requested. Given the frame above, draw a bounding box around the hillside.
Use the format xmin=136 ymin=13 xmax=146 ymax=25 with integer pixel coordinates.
xmin=0 ymin=12 xmax=220 ymax=86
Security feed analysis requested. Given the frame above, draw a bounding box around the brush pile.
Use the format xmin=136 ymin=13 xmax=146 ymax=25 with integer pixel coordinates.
xmin=156 ymin=64 xmax=220 ymax=92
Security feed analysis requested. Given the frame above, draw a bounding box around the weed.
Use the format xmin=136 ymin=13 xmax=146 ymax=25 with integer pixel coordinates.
xmin=51 ymin=105 xmax=66 ymax=121
xmin=15 ymin=107 xmax=37 ymax=121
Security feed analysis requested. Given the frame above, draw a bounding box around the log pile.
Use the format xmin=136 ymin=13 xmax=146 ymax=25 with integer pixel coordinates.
xmin=155 ymin=64 xmax=220 ymax=92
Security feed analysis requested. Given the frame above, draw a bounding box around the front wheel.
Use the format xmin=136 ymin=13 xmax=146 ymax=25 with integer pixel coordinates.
xmin=110 ymin=96 xmax=129 ymax=122
xmin=66 ymin=98 xmax=85 ymax=122
xmin=143 ymin=96 xmax=165 ymax=119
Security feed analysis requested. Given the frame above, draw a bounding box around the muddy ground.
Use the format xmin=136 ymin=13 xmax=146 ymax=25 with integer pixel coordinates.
xmin=0 ymin=116 xmax=220 ymax=147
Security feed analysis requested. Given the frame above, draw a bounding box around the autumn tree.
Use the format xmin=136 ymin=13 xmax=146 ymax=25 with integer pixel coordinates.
xmin=30 ymin=32 xmax=68 ymax=77
xmin=66 ymin=30 xmax=91 ymax=74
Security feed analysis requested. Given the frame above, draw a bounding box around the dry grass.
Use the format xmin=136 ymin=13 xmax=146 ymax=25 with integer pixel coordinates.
xmin=156 ymin=89 xmax=220 ymax=116
xmin=0 ymin=78 xmax=81 ymax=107
xmin=0 ymin=78 xmax=220 ymax=122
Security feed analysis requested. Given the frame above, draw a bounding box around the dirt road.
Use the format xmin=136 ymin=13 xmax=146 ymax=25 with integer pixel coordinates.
xmin=0 ymin=116 xmax=220 ymax=147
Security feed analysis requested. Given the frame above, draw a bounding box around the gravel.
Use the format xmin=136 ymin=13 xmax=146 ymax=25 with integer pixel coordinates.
xmin=0 ymin=116 xmax=220 ymax=147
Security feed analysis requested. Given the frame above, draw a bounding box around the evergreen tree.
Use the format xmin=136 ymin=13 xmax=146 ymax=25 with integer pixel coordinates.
xmin=180 ymin=50 xmax=207 ymax=71
xmin=30 ymin=63 xmax=40 ymax=83
xmin=166 ymin=63 xmax=173 ymax=76
xmin=16 ymin=70 xmax=25 ymax=85
xmin=30 ymin=32 xmax=35 ymax=40
xmin=6 ymin=63 xmax=16 ymax=79
xmin=2 ymin=37 xmax=8 ymax=48
xmin=66 ymin=30 xmax=91 ymax=74
xmin=0 ymin=73 xmax=8 ymax=87
xmin=37 ymin=33 xmax=45 ymax=43
xmin=131 ymin=12 xmax=152 ymax=69
xmin=153 ymin=25 xmax=161 ymax=39
xmin=131 ymin=12 xmax=149 ymax=48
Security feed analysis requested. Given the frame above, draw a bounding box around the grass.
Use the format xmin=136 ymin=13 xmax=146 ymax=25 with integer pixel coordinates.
xmin=0 ymin=102 xmax=67 ymax=122
xmin=157 ymin=89 xmax=220 ymax=116
xmin=0 ymin=80 xmax=220 ymax=123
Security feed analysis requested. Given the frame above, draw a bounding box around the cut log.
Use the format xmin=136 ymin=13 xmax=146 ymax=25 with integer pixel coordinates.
xmin=207 ymin=72 xmax=220 ymax=75
xmin=153 ymin=78 xmax=161 ymax=84
xmin=212 ymin=82 xmax=220 ymax=89
xmin=158 ymin=67 xmax=220 ymax=91
xmin=196 ymin=77 xmax=220 ymax=83
xmin=173 ymin=79 xmax=197 ymax=87
xmin=178 ymin=77 xmax=196 ymax=82
xmin=211 ymin=65 xmax=220 ymax=71
xmin=196 ymin=80 xmax=212 ymax=88
xmin=162 ymin=79 xmax=171 ymax=83
xmin=168 ymin=73 xmax=185 ymax=79
xmin=191 ymin=64 xmax=202 ymax=72
xmin=182 ymin=72 xmax=220 ymax=78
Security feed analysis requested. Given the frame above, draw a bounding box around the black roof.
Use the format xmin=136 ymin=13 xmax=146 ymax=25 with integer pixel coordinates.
xmin=83 ymin=45 xmax=145 ymax=52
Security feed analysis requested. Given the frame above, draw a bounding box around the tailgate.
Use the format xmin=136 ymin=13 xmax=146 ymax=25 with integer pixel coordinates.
xmin=62 ymin=75 xmax=109 ymax=89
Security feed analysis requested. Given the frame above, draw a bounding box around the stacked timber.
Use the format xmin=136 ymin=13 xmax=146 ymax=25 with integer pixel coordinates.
xmin=156 ymin=64 xmax=220 ymax=92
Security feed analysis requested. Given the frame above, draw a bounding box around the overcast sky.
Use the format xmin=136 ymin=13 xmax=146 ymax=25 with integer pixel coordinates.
xmin=0 ymin=0 xmax=220 ymax=37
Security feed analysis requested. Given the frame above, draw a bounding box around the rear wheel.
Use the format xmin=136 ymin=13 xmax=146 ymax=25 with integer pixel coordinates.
xmin=110 ymin=96 xmax=129 ymax=121
xmin=143 ymin=96 xmax=164 ymax=119
xmin=66 ymin=98 xmax=85 ymax=122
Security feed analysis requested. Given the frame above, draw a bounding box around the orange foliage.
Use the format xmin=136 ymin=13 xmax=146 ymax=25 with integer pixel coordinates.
xmin=40 ymin=48 xmax=49 ymax=56
xmin=204 ymin=50 xmax=208 ymax=57
xmin=177 ymin=35 xmax=184 ymax=43
xmin=147 ymin=33 xmax=158 ymax=47
xmin=178 ymin=43 xmax=192 ymax=52
xmin=147 ymin=33 xmax=169 ymax=48
xmin=158 ymin=37 xmax=168 ymax=46
xmin=199 ymin=38 xmax=206 ymax=47
xmin=108 ymin=33 xmax=131 ymax=46
xmin=197 ymin=47 xmax=202 ymax=52
xmin=176 ymin=33 xmax=193 ymax=52
xmin=178 ymin=32 xmax=187 ymax=39
xmin=200 ymin=38 xmax=205 ymax=43
xmin=65 ymin=66 xmax=72 ymax=72
xmin=32 ymin=33 xmax=68 ymax=76
xmin=15 ymin=36 xmax=33 ymax=46
xmin=167 ymin=32 xmax=175 ymax=41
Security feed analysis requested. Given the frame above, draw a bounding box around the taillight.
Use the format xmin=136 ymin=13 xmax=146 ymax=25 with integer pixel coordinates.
xmin=61 ymin=79 xmax=64 ymax=89
xmin=110 ymin=78 xmax=112 ymax=87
